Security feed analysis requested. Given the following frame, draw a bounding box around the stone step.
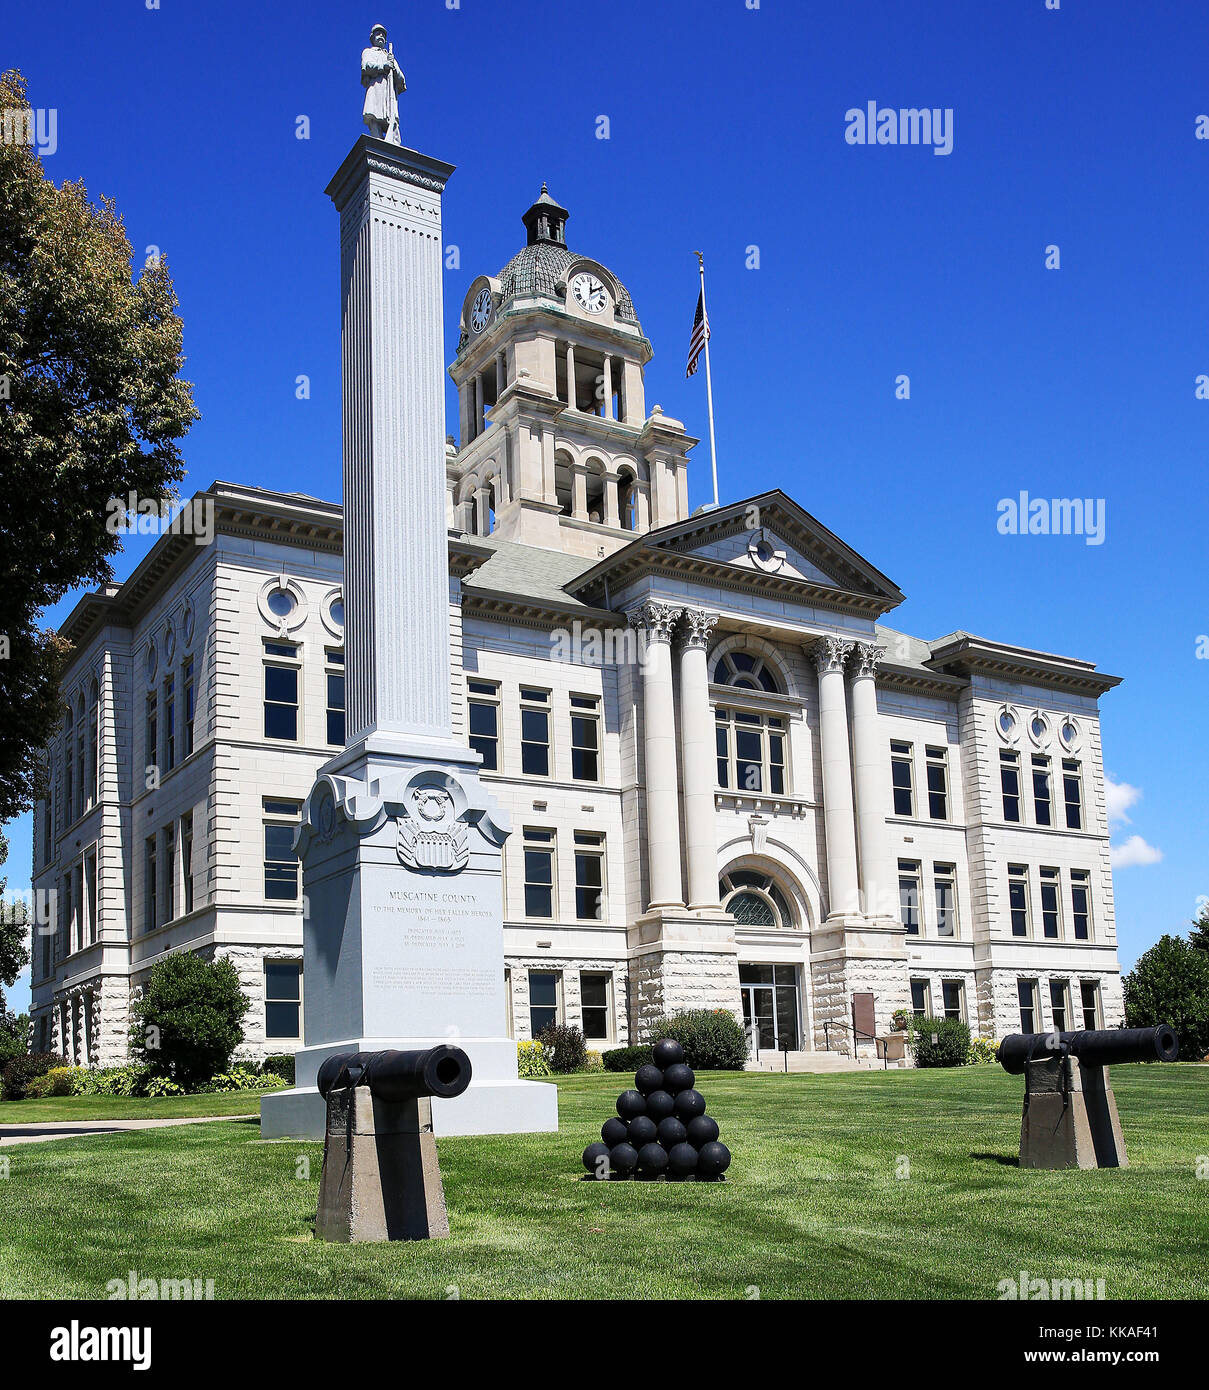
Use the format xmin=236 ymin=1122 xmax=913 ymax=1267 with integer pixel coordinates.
xmin=746 ymin=1050 xmax=904 ymax=1074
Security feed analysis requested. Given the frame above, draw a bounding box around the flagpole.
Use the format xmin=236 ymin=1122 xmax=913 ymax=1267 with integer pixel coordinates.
xmin=694 ymin=250 xmax=720 ymax=509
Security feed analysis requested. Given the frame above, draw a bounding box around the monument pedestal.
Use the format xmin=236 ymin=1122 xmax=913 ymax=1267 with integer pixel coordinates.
xmin=1019 ymin=1055 xmax=1128 ymax=1170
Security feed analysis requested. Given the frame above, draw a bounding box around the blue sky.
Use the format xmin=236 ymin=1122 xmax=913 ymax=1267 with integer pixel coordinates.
xmin=4 ymin=0 xmax=1207 ymax=1012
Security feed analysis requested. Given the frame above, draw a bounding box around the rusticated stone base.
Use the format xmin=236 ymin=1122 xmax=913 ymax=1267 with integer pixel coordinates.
xmin=626 ymin=908 xmax=742 ymax=1038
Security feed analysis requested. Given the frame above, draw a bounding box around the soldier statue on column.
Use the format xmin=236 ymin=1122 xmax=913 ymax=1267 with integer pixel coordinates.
xmin=361 ymin=24 xmax=406 ymax=144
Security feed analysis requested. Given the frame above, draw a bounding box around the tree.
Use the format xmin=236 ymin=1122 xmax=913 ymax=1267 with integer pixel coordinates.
xmin=1189 ymin=902 xmax=1209 ymax=954
xmin=0 ymin=828 xmax=30 ymax=1016
xmin=0 ymin=69 xmax=197 ymax=823
xmin=0 ymin=1009 xmax=29 ymax=1065
xmin=130 ymin=954 xmax=249 ymax=1090
xmin=1123 ymin=935 xmax=1209 ymax=1062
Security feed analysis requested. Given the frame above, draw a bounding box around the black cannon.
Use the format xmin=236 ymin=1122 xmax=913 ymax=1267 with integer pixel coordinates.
xmin=999 ymin=1025 xmax=1178 ymax=1076
xmin=1000 ymin=1022 xmax=1179 ymax=1170
xmin=316 ymin=1045 xmax=472 ymax=1102
xmin=314 ymin=1044 xmax=473 ymax=1242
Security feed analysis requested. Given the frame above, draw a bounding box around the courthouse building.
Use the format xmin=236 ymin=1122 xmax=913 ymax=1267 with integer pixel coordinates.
xmin=29 ymin=187 xmax=1126 ymax=1066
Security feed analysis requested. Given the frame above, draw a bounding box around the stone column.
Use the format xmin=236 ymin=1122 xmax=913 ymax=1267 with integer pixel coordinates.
xmin=602 ymin=471 xmax=620 ymax=529
xmin=811 ymin=637 xmax=860 ymax=919
xmin=850 ymin=641 xmax=895 ymax=919
xmin=602 ymin=355 xmax=613 ymax=419
xmin=628 ymin=601 xmax=685 ymax=910
xmin=571 ymin=463 xmax=588 ymax=521
xmin=678 ymin=609 xmax=721 ymax=910
xmin=565 ymin=343 xmax=576 ymax=409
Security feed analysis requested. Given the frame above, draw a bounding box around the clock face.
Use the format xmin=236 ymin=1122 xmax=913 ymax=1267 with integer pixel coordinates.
xmin=469 ymin=287 xmax=493 ymax=334
xmin=571 ymin=271 xmax=608 ymax=314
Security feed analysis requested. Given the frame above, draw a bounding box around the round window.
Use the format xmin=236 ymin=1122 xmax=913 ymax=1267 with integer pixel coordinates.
xmin=267 ymin=588 xmax=296 ymax=619
xmin=145 ymin=643 xmax=158 ymax=680
xmin=329 ymin=598 xmax=345 ymax=628
xmin=1031 ymin=716 xmax=1047 ymax=739
xmin=999 ymin=709 xmax=1016 ymax=736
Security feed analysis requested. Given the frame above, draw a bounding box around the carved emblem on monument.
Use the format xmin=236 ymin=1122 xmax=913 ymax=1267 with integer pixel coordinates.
xmin=396 ymin=785 xmax=470 ymax=873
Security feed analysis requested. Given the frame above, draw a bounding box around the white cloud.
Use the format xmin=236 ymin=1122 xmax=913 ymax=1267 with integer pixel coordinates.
xmin=1105 ymin=775 xmax=1141 ymax=825
xmin=1111 ymin=835 xmax=1163 ymax=869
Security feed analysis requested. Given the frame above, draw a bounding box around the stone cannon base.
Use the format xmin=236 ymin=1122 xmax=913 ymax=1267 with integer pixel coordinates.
xmin=315 ymin=1086 xmax=450 ymax=1242
xmin=1020 ymin=1056 xmax=1128 ymax=1170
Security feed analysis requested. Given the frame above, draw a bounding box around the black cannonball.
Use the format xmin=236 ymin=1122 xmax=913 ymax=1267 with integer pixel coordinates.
xmin=616 ymin=1089 xmax=646 ymax=1121
xmin=662 ymin=1062 xmax=695 ymax=1095
xmin=637 ymin=1142 xmax=669 ymax=1177
xmin=601 ymin=1116 xmax=629 ymax=1147
xmin=644 ymin=1089 xmax=675 ymax=1122
xmin=608 ymin=1142 xmax=639 ymax=1177
xmin=696 ymin=1141 xmax=731 ymax=1178
xmin=582 ymin=1141 xmax=611 ymax=1178
xmin=668 ymin=1142 xmax=699 ymax=1177
xmin=656 ymin=1116 xmax=687 ymax=1148
xmin=652 ymin=1038 xmax=685 ymax=1069
xmin=627 ymin=1114 xmax=658 ymax=1147
xmin=634 ymin=1063 xmax=664 ymax=1096
xmin=673 ymin=1087 xmax=706 ymax=1122
xmin=686 ymin=1114 xmax=720 ymax=1148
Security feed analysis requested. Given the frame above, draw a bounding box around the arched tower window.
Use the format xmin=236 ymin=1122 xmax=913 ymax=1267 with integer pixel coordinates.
xmin=713 ymin=649 xmax=781 ymax=693
xmin=618 ymin=469 xmax=637 ymax=530
xmin=720 ymin=870 xmax=795 ymax=929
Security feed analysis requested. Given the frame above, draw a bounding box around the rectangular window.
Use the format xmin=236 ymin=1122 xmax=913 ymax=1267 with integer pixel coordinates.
xmin=162 ymin=824 xmax=175 ymax=922
xmin=1070 ymin=869 xmax=1092 ymax=940
xmin=1008 ymin=863 xmax=1030 ymax=937
xmin=520 ymin=688 xmax=550 ymax=777
xmin=1063 ymin=760 xmax=1083 ymax=830
xmin=181 ymin=812 xmax=194 ymax=915
xmin=144 ymin=835 xmax=157 ymax=934
xmin=910 ymin=979 xmax=931 ymax=1018
xmin=163 ymin=674 xmax=176 ymax=771
xmin=898 ymin=859 xmax=921 ymax=936
xmin=84 ymin=849 xmax=97 ymax=947
xmin=183 ymin=658 xmax=195 ymax=759
xmin=715 ymin=708 xmax=786 ymax=794
xmin=264 ymin=798 xmax=302 ymax=901
xmin=573 ymin=831 xmax=605 ymax=921
xmin=263 ymin=642 xmax=299 ymax=741
xmin=522 ymin=827 xmax=555 ymax=918
xmin=933 ymin=863 xmax=957 ymax=938
xmin=1080 ymin=980 xmax=1100 ymax=1030
xmin=467 ymin=679 xmax=500 ymax=771
xmin=942 ymin=980 xmax=965 ymax=1022
xmin=145 ymin=693 xmax=158 ymax=770
xmin=1000 ymin=750 xmax=1021 ymax=823
xmin=1018 ymin=979 xmax=1038 ymax=1033
xmin=1032 ymin=754 xmax=1052 ymax=827
xmin=265 ymin=961 xmax=302 ymax=1039
xmin=926 ymin=746 xmax=949 ymax=820
xmin=326 ymin=650 xmax=346 ymax=747
xmin=570 ymin=695 xmax=601 ymax=782
xmin=1049 ymin=979 xmax=1069 ymax=1033
xmin=528 ymin=970 xmax=560 ymax=1036
xmin=890 ymin=740 xmax=914 ymax=817
xmin=1040 ymin=866 xmax=1062 ymax=939
xmin=580 ymin=972 xmax=612 ymax=1041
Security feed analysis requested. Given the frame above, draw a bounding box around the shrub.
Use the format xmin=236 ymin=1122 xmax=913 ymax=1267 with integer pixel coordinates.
xmin=537 ymin=1022 xmax=587 ymax=1074
xmin=1125 ymin=934 xmax=1209 ymax=1061
xmin=583 ymin=1050 xmax=604 ymax=1073
xmin=205 ymin=1065 xmax=274 ymax=1093
xmin=911 ymin=1016 xmax=971 ymax=1068
xmin=602 ymin=1044 xmax=652 ymax=1073
xmin=517 ymin=1040 xmax=551 ymax=1079
xmin=967 ymin=1036 xmax=1000 ymax=1065
xmin=645 ymin=1010 xmax=748 ymax=1070
xmin=143 ymin=1075 xmax=185 ymax=1098
xmin=256 ymin=1072 xmax=288 ymax=1090
xmin=262 ymin=1053 xmax=296 ymax=1085
xmin=2 ymin=1051 xmax=69 ymax=1100
xmin=130 ymin=954 xmax=249 ymax=1090
xmin=41 ymin=1066 xmax=79 ymax=1097
xmin=71 ymin=1065 xmax=147 ymax=1097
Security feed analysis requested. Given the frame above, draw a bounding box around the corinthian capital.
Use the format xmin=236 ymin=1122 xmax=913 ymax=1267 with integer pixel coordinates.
xmin=626 ymin=600 xmax=683 ymax=643
xmin=810 ymin=635 xmax=854 ymax=675
xmin=678 ymin=607 xmax=719 ymax=651
xmin=850 ymin=641 xmax=886 ymax=680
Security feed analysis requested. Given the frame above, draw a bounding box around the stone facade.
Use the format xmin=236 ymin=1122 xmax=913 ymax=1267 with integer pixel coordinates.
xmin=29 ymin=191 xmax=1127 ymax=1068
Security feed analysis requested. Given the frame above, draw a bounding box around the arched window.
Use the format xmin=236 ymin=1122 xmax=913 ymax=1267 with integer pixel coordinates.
xmin=554 ymin=451 xmax=574 ymax=516
xmin=617 ymin=469 xmax=637 ymax=530
xmin=62 ymin=706 xmax=74 ymax=825
xmin=720 ymin=870 xmax=794 ymax=929
xmin=713 ymin=649 xmax=780 ymax=693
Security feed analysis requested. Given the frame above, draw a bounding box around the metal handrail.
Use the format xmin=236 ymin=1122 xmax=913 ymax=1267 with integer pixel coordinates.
xmin=821 ymin=1018 xmax=888 ymax=1069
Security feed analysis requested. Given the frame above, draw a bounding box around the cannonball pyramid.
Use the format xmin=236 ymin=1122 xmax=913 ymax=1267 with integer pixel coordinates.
xmin=582 ymin=1038 xmax=732 ymax=1182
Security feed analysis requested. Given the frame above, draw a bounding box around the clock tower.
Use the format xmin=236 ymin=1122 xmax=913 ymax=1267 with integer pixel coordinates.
xmin=448 ymin=186 xmax=696 ymax=558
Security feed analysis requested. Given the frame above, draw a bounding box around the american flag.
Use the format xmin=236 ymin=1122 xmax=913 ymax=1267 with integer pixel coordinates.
xmin=686 ymin=288 xmax=710 ymax=377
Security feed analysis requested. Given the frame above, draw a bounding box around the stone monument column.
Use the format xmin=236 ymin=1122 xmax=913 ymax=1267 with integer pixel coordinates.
xmin=677 ymin=607 xmax=721 ymax=910
xmin=260 ymin=30 xmax=557 ymax=1141
xmin=811 ymin=636 xmax=860 ymax=919
xmin=628 ymin=601 xmax=685 ymax=910
xmin=849 ymin=641 xmax=895 ymax=919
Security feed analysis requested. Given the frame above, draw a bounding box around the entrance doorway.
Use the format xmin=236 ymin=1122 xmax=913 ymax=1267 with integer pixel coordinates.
xmin=739 ymin=963 xmax=801 ymax=1054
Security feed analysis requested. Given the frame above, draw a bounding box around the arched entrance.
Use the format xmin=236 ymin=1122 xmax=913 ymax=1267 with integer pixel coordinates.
xmin=720 ymin=869 xmax=803 ymax=1053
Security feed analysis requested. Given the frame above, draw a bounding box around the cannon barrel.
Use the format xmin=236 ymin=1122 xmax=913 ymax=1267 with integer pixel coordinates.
xmin=999 ymin=1024 xmax=1178 ymax=1075
xmin=316 ymin=1045 xmax=472 ymax=1102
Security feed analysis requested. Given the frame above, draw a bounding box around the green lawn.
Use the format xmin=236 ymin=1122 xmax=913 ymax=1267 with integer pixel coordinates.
xmin=0 ymin=1090 xmax=282 ymax=1122
xmin=1 ymin=1065 xmax=1205 ymax=1300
